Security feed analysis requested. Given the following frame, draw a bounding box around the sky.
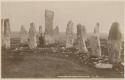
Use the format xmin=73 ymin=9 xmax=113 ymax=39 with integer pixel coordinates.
xmin=1 ymin=1 xmax=124 ymax=33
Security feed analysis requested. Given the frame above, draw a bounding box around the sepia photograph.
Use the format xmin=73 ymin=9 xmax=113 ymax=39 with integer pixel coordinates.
xmin=1 ymin=0 xmax=124 ymax=78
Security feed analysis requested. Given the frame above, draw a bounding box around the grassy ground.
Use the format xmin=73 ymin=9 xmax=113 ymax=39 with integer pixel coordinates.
xmin=2 ymin=47 xmax=124 ymax=78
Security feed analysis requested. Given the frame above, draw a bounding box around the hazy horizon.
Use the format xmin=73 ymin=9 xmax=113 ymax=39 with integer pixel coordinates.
xmin=1 ymin=1 xmax=124 ymax=33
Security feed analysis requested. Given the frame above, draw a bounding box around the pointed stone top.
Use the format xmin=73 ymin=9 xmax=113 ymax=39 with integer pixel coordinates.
xmin=67 ymin=20 xmax=73 ymax=27
xmin=55 ymin=26 xmax=59 ymax=30
xmin=94 ymin=22 xmax=100 ymax=34
xmin=96 ymin=22 xmax=100 ymax=26
xmin=53 ymin=25 xmax=59 ymax=34
xmin=39 ymin=25 xmax=42 ymax=33
xmin=30 ymin=22 xmax=35 ymax=27
xmin=21 ymin=25 xmax=25 ymax=30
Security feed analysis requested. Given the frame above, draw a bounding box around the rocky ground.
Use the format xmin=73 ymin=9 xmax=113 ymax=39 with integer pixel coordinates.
xmin=2 ymin=45 xmax=124 ymax=78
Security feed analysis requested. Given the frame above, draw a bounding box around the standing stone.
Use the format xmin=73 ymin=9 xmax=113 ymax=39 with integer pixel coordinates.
xmin=37 ymin=25 xmax=42 ymax=44
xmin=38 ymin=25 xmax=45 ymax=47
xmin=20 ymin=25 xmax=28 ymax=44
xmin=36 ymin=25 xmax=42 ymax=44
xmin=3 ymin=18 xmax=11 ymax=49
xmin=89 ymin=22 xmax=101 ymax=57
xmin=45 ymin=10 xmax=54 ymax=35
xmin=1 ymin=18 xmax=4 ymax=36
xmin=108 ymin=22 xmax=122 ymax=63
xmin=39 ymin=25 xmax=42 ymax=35
xmin=76 ymin=24 xmax=88 ymax=53
xmin=53 ymin=26 xmax=59 ymax=42
xmin=66 ymin=21 xmax=74 ymax=48
xmin=53 ymin=26 xmax=59 ymax=35
xmin=44 ymin=10 xmax=54 ymax=44
xmin=28 ymin=22 xmax=37 ymax=49
xmin=1 ymin=18 xmax=4 ymax=48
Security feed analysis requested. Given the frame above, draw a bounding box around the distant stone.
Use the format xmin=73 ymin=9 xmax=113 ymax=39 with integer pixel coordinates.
xmin=28 ymin=22 xmax=37 ymax=49
xmin=37 ymin=25 xmax=45 ymax=47
xmin=39 ymin=25 xmax=42 ymax=35
xmin=53 ymin=26 xmax=60 ymax=42
xmin=53 ymin=26 xmax=59 ymax=35
xmin=20 ymin=25 xmax=28 ymax=44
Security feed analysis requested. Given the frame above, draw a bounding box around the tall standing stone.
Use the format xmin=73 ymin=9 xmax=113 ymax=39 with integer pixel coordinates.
xmin=28 ymin=22 xmax=37 ymax=49
xmin=76 ymin=24 xmax=88 ymax=53
xmin=66 ymin=21 xmax=74 ymax=48
xmin=3 ymin=18 xmax=11 ymax=49
xmin=20 ymin=25 xmax=28 ymax=44
xmin=89 ymin=23 xmax=101 ymax=57
xmin=45 ymin=10 xmax=54 ymax=35
xmin=108 ymin=22 xmax=122 ymax=63
xmin=1 ymin=18 xmax=4 ymax=47
xmin=44 ymin=10 xmax=54 ymax=44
